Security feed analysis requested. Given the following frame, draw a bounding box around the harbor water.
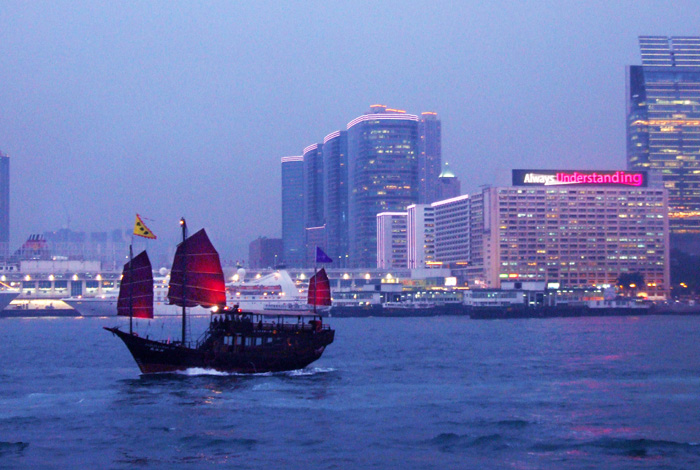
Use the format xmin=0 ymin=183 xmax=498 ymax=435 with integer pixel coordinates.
xmin=1 ymin=315 xmax=699 ymax=469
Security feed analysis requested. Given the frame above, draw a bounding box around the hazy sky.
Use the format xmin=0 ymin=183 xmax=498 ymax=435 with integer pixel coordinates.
xmin=1 ymin=1 xmax=699 ymax=259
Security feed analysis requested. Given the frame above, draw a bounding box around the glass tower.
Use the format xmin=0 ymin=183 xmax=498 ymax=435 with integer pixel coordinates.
xmin=302 ymin=143 xmax=324 ymax=229
xmin=323 ymin=130 xmax=349 ymax=266
xmin=347 ymin=105 xmax=420 ymax=267
xmin=418 ymin=112 xmax=442 ymax=204
xmin=627 ymin=36 xmax=700 ymax=233
xmin=281 ymin=156 xmax=305 ymax=267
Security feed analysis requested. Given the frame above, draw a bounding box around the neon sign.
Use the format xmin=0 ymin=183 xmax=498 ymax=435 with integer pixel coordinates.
xmin=512 ymin=170 xmax=647 ymax=187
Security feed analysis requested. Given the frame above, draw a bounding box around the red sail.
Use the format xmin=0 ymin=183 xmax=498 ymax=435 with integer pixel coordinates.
xmin=117 ymin=250 xmax=154 ymax=319
xmin=307 ymin=268 xmax=332 ymax=306
xmin=167 ymin=229 xmax=226 ymax=309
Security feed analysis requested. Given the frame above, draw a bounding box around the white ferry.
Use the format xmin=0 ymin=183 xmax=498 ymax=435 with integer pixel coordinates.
xmin=66 ymin=270 xmax=313 ymax=317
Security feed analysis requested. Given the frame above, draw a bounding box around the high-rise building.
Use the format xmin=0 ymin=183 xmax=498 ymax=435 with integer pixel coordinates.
xmin=305 ymin=225 xmax=327 ymax=267
xmin=436 ymin=162 xmax=461 ymax=201
xmin=286 ymin=105 xmax=443 ymax=268
xmin=418 ymin=112 xmax=442 ymax=204
xmin=0 ymin=151 xmax=8 ymax=260
xmin=406 ymin=204 xmax=437 ymax=269
xmin=281 ymin=156 xmax=305 ymax=267
xmin=397 ymin=170 xmax=670 ymax=298
xmin=248 ymin=237 xmax=283 ymax=269
xmin=432 ymin=194 xmax=471 ymax=268
xmin=322 ymin=130 xmax=349 ymax=266
xmin=376 ymin=212 xmax=407 ymax=269
xmin=303 ymin=143 xmax=324 ymax=229
xmin=627 ymin=36 xmax=700 ymax=234
xmin=348 ymin=105 xmax=420 ymax=267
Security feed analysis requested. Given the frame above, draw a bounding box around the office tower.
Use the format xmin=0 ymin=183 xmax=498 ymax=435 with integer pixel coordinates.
xmin=303 ymin=143 xmax=324 ymax=229
xmin=0 ymin=152 xmax=8 ymax=260
xmin=436 ymin=162 xmax=461 ymax=201
xmin=461 ymin=170 xmax=668 ymax=298
xmin=305 ymin=226 xmax=327 ymax=266
xmin=406 ymin=204 xmax=437 ymax=269
xmin=627 ymin=36 xmax=700 ymax=235
xmin=376 ymin=212 xmax=407 ymax=269
xmin=348 ymin=105 xmax=420 ymax=267
xmin=323 ymin=130 xmax=349 ymax=266
xmin=281 ymin=156 xmax=305 ymax=267
xmin=418 ymin=112 xmax=442 ymax=204
xmin=249 ymin=237 xmax=283 ymax=269
xmin=432 ymin=194 xmax=471 ymax=268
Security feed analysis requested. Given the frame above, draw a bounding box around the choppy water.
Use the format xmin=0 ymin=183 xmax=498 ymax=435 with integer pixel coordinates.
xmin=1 ymin=315 xmax=699 ymax=469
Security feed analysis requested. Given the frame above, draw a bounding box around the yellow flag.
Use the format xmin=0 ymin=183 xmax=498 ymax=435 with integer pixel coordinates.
xmin=134 ymin=214 xmax=157 ymax=239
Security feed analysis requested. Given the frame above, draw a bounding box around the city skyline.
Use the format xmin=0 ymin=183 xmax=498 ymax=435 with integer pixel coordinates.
xmin=1 ymin=2 xmax=699 ymax=260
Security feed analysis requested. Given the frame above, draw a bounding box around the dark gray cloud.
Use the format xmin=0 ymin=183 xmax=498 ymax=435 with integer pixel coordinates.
xmin=1 ymin=0 xmax=698 ymax=259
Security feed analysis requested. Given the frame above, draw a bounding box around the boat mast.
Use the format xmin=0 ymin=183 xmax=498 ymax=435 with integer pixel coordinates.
xmin=180 ymin=217 xmax=187 ymax=345
xmin=313 ymin=256 xmax=317 ymax=315
xmin=129 ymin=244 xmax=134 ymax=334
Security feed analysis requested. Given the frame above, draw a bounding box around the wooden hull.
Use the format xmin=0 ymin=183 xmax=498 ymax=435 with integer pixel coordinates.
xmin=105 ymin=324 xmax=335 ymax=374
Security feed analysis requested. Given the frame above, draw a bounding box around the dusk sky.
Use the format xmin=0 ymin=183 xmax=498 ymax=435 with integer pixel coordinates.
xmin=1 ymin=1 xmax=699 ymax=260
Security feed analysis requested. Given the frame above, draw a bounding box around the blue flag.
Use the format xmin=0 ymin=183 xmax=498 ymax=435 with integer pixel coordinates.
xmin=316 ymin=247 xmax=333 ymax=263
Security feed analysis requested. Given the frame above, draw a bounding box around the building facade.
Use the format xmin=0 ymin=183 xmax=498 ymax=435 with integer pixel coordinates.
xmin=248 ymin=237 xmax=283 ymax=269
xmin=431 ymin=194 xmax=471 ymax=268
xmin=348 ymin=105 xmax=420 ymax=267
xmin=406 ymin=204 xmax=436 ymax=269
xmin=305 ymin=225 xmax=327 ymax=267
xmin=472 ymin=171 xmax=669 ymax=298
xmin=399 ymin=170 xmax=670 ymax=298
xmin=376 ymin=212 xmax=407 ymax=269
xmin=436 ymin=162 xmax=461 ymax=201
xmin=418 ymin=112 xmax=442 ymax=204
xmin=303 ymin=143 xmax=325 ymax=230
xmin=627 ymin=36 xmax=700 ymax=234
xmin=322 ymin=130 xmax=349 ymax=266
xmin=281 ymin=156 xmax=305 ymax=267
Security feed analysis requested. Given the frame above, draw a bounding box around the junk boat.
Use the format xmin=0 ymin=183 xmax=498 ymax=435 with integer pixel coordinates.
xmin=105 ymin=219 xmax=334 ymax=374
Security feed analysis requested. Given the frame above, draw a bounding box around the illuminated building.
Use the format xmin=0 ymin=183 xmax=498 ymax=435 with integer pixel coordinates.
xmin=322 ymin=130 xmax=349 ymax=265
xmin=418 ymin=112 xmax=442 ymax=204
xmin=348 ymin=105 xmax=420 ymax=267
xmin=627 ymin=36 xmax=700 ymax=234
xmin=436 ymin=162 xmax=461 ymax=201
xmin=431 ymin=194 xmax=471 ymax=267
xmin=406 ymin=204 xmax=436 ymax=269
xmin=281 ymin=156 xmax=305 ymax=267
xmin=473 ymin=170 xmax=669 ymax=298
xmin=303 ymin=143 xmax=324 ymax=229
xmin=287 ymin=105 xmax=443 ymax=268
xmin=401 ymin=170 xmax=670 ymax=299
xmin=376 ymin=212 xmax=407 ymax=269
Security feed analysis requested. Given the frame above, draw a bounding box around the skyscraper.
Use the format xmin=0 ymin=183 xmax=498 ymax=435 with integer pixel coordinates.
xmin=627 ymin=36 xmax=700 ymax=234
xmin=303 ymin=143 xmax=324 ymax=229
xmin=406 ymin=204 xmax=436 ymax=269
xmin=376 ymin=212 xmax=407 ymax=269
xmin=248 ymin=236 xmax=283 ymax=269
xmin=322 ymin=130 xmax=349 ymax=266
xmin=436 ymin=161 xmax=461 ymax=201
xmin=418 ymin=112 xmax=442 ymax=204
xmin=0 ymin=152 xmax=9 ymax=260
xmin=347 ymin=105 xmax=420 ymax=267
xmin=281 ymin=156 xmax=305 ymax=267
